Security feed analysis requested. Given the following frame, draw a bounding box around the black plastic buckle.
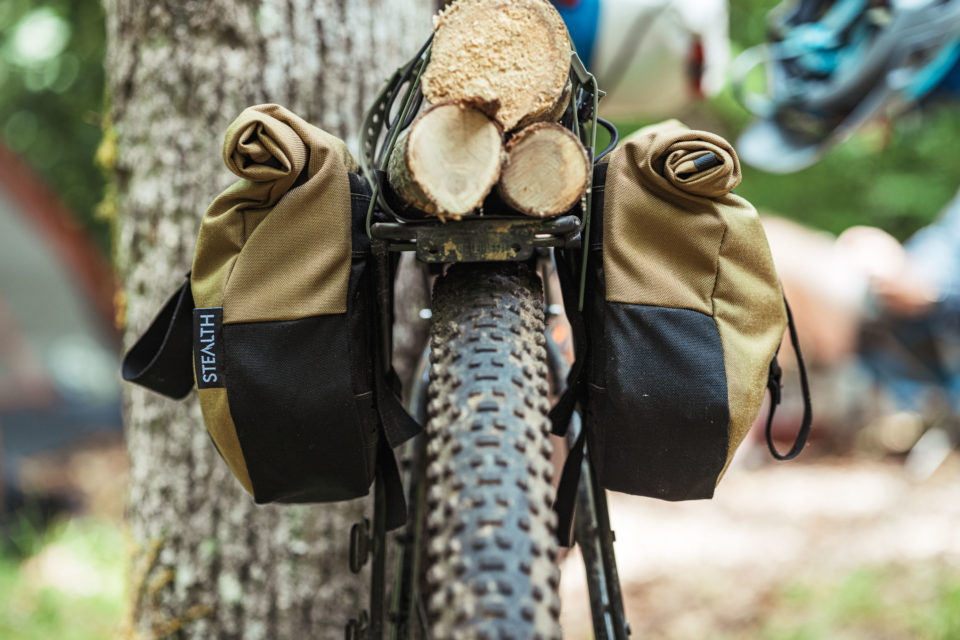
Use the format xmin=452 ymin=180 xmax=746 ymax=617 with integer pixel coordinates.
xmin=349 ymin=518 xmax=372 ymax=574
xmin=767 ymin=356 xmax=783 ymax=406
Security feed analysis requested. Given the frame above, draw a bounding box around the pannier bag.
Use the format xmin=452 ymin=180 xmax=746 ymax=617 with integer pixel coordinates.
xmin=122 ymin=104 xmax=418 ymax=525
xmin=552 ymin=120 xmax=810 ymax=540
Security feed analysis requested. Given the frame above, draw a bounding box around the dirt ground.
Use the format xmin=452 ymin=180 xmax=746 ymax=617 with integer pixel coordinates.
xmin=559 ymin=448 xmax=960 ymax=639
xmin=9 ymin=430 xmax=960 ymax=639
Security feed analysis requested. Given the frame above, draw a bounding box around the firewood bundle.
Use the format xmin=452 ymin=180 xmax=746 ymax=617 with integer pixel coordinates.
xmin=387 ymin=0 xmax=590 ymax=219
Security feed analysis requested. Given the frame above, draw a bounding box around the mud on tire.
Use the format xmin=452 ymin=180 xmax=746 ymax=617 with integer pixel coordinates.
xmin=424 ymin=263 xmax=561 ymax=639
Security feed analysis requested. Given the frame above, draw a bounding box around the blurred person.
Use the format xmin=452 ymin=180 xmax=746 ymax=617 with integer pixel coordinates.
xmin=752 ymin=201 xmax=960 ymax=458
xmin=758 ymin=215 xmax=883 ymax=450
xmin=861 ymin=194 xmax=960 ymax=320
xmin=850 ymin=194 xmax=960 ymax=417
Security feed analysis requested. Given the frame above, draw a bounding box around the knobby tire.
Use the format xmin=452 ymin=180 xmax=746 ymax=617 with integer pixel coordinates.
xmin=423 ymin=263 xmax=561 ymax=639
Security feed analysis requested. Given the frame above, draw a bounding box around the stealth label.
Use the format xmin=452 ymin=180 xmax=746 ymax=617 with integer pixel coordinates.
xmin=193 ymin=307 xmax=224 ymax=389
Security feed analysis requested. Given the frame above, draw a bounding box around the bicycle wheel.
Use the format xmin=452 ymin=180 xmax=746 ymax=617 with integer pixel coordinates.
xmin=424 ymin=262 xmax=561 ymax=639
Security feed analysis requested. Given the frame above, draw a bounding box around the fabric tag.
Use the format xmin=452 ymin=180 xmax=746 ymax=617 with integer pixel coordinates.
xmin=193 ymin=307 xmax=225 ymax=389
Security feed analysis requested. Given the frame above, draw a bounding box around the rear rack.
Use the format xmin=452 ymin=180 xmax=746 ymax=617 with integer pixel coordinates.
xmin=370 ymin=215 xmax=581 ymax=262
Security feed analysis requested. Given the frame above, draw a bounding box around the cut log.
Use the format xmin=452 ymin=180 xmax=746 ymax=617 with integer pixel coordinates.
xmin=422 ymin=0 xmax=571 ymax=132
xmin=498 ymin=123 xmax=590 ymax=218
xmin=516 ymin=80 xmax=571 ymax=131
xmin=387 ymin=101 xmax=503 ymax=219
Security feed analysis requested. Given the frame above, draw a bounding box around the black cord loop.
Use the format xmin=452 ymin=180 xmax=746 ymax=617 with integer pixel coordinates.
xmin=766 ymin=297 xmax=812 ymax=460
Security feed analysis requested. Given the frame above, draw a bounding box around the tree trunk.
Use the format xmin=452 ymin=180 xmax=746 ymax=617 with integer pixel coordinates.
xmin=103 ymin=1 xmax=432 ymax=638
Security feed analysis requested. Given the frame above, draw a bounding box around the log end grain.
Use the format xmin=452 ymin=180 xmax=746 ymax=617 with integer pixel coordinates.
xmin=498 ymin=122 xmax=589 ymax=218
xmin=422 ymin=0 xmax=571 ymax=132
xmin=388 ymin=101 xmax=503 ymax=219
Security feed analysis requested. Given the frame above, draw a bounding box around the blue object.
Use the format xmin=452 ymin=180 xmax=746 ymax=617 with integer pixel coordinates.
xmin=909 ymin=39 xmax=960 ymax=99
xmin=907 ymin=191 xmax=960 ymax=313
xmin=735 ymin=0 xmax=960 ymax=173
xmin=551 ymin=0 xmax=601 ymax=68
xmin=929 ymin=44 xmax=960 ymax=98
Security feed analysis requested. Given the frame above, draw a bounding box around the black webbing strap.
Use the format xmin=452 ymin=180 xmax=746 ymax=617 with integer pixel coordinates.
xmin=553 ymin=427 xmax=585 ymax=547
xmin=369 ymin=239 xmax=421 ymax=530
xmin=370 ymin=241 xmax=422 ymax=449
xmin=375 ymin=365 xmax=422 ymax=448
xmin=550 ymin=162 xmax=605 ymax=437
xmin=549 ymin=164 xmax=604 ymax=545
xmin=377 ymin=436 xmax=409 ymax=530
xmin=765 ymin=297 xmax=813 ymax=460
xmin=549 ymin=248 xmax=589 ymax=437
xmin=549 ymin=249 xmax=589 ymax=546
xmin=121 ymin=276 xmax=195 ymax=399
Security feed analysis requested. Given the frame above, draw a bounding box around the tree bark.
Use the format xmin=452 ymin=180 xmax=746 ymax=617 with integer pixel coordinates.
xmin=103 ymin=2 xmax=432 ymax=638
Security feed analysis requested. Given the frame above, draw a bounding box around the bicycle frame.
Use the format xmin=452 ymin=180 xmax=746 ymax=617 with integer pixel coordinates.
xmin=345 ymin=273 xmax=630 ymax=639
xmin=344 ymin=37 xmax=630 ymax=640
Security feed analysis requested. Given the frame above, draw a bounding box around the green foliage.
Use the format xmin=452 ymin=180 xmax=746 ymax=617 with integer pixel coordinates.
xmin=751 ymin=566 xmax=960 ymax=640
xmin=0 ymin=0 xmax=108 ymax=253
xmin=729 ymin=0 xmax=781 ymax=46
xmin=708 ymin=85 xmax=960 ymax=241
xmin=0 ymin=517 xmax=125 ymax=640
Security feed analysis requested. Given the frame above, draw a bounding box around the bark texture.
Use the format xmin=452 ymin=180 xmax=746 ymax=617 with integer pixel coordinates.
xmin=104 ymin=1 xmax=432 ymax=638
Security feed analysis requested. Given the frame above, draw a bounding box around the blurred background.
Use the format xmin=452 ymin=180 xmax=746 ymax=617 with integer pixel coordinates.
xmin=0 ymin=1 xmax=125 ymax=638
xmin=0 ymin=0 xmax=958 ymax=638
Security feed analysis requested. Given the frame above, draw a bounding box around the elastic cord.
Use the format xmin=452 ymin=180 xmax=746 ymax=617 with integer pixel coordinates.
xmin=595 ymin=118 xmax=619 ymax=161
xmin=766 ymin=297 xmax=813 ymax=460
